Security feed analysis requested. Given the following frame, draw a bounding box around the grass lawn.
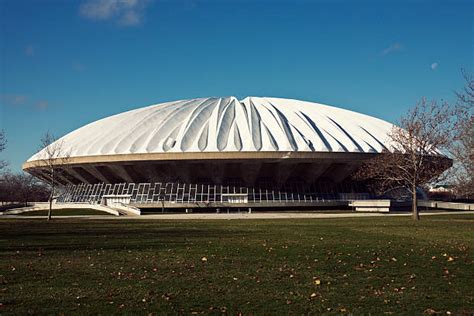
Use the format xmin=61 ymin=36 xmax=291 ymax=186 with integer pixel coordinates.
xmin=0 ymin=215 xmax=473 ymax=314
xmin=18 ymin=209 xmax=113 ymax=216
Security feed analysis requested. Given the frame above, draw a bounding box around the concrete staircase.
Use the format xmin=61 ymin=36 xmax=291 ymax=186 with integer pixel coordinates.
xmin=112 ymin=203 xmax=141 ymax=216
xmin=1 ymin=202 xmax=120 ymax=216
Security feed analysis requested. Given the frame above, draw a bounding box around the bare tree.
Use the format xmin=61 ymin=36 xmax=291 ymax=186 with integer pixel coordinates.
xmin=0 ymin=130 xmax=7 ymax=205
xmin=450 ymin=70 xmax=474 ymax=199
xmin=0 ymin=130 xmax=7 ymax=173
xmin=35 ymin=132 xmax=71 ymax=220
xmin=0 ymin=172 xmax=49 ymax=206
xmin=17 ymin=173 xmax=49 ymax=205
xmin=355 ymin=98 xmax=453 ymax=220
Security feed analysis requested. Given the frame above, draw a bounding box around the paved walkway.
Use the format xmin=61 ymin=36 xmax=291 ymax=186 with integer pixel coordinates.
xmin=1 ymin=210 xmax=472 ymax=220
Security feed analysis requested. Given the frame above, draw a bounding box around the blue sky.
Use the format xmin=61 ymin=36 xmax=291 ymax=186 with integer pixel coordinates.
xmin=1 ymin=0 xmax=473 ymax=172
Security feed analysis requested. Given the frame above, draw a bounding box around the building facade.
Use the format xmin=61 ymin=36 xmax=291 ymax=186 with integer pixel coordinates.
xmin=24 ymin=96 xmax=403 ymax=208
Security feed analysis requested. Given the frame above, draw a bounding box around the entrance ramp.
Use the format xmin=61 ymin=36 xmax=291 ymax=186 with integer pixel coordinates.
xmin=111 ymin=203 xmax=141 ymax=216
xmin=2 ymin=202 xmax=120 ymax=216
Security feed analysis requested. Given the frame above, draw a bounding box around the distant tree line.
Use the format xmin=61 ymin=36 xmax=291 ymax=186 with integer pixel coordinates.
xmin=0 ymin=130 xmax=50 ymax=206
xmin=0 ymin=172 xmax=49 ymax=206
xmin=0 ymin=130 xmax=7 ymax=173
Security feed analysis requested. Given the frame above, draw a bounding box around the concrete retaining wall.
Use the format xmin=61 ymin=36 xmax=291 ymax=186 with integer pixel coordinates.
xmin=132 ymin=200 xmax=349 ymax=209
xmin=418 ymin=200 xmax=473 ymax=211
xmin=1 ymin=202 xmax=120 ymax=216
xmin=349 ymin=200 xmax=391 ymax=213
xmin=112 ymin=203 xmax=141 ymax=216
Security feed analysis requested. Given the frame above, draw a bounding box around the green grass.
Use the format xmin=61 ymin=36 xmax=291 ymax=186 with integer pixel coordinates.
xmin=19 ymin=208 xmax=113 ymax=216
xmin=0 ymin=215 xmax=473 ymax=314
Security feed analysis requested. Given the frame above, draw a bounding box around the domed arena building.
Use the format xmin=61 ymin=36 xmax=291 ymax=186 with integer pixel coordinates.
xmin=23 ymin=96 xmax=402 ymax=211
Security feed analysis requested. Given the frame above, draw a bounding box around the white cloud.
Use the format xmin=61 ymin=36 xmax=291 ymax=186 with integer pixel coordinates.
xmin=72 ymin=62 xmax=86 ymax=72
xmin=79 ymin=0 xmax=150 ymax=26
xmin=35 ymin=101 xmax=49 ymax=111
xmin=1 ymin=94 xmax=50 ymax=111
xmin=25 ymin=45 xmax=34 ymax=57
xmin=381 ymin=42 xmax=403 ymax=56
xmin=120 ymin=10 xmax=140 ymax=26
xmin=0 ymin=94 xmax=28 ymax=106
xmin=431 ymin=62 xmax=439 ymax=70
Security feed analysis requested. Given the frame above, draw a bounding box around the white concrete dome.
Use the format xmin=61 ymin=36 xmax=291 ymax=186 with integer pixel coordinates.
xmin=28 ymin=96 xmax=394 ymax=161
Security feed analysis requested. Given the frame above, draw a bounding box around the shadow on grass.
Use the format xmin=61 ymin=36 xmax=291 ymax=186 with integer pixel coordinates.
xmin=0 ymin=220 xmax=255 ymax=252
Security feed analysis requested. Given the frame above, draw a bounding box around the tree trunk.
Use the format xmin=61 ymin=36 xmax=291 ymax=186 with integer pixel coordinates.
xmin=412 ymin=183 xmax=419 ymax=221
xmin=48 ymin=196 xmax=53 ymax=221
xmin=48 ymin=194 xmax=53 ymax=221
xmin=47 ymin=180 xmax=54 ymax=221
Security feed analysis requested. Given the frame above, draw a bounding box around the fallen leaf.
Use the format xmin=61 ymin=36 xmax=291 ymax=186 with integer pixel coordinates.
xmin=423 ymin=308 xmax=437 ymax=315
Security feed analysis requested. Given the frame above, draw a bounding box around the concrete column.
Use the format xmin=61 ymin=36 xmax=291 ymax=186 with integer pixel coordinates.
xmin=108 ymin=165 xmax=134 ymax=183
xmin=66 ymin=167 xmax=93 ymax=184
xmin=301 ymin=163 xmax=331 ymax=184
xmin=209 ymin=163 xmax=225 ymax=184
xmin=331 ymin=163 xmax=360 ymax=183
xmin=241 ymin=162 xmax=262 ymax=186
xmin=275 ymin=163 xmax=298 ymax=187
xmin=175 ymin=162 xmax=193 ymax=184
xmin=83 ymin=166 xmax=110 ymax=184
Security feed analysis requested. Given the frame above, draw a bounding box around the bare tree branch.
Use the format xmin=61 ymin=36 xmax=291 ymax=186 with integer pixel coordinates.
xmin=450 ymin=70 xmax=474 ymax=199
xmin=354 ymin=98 xmax=453 ymax=220
xmin=0 ymin=130 xmax=8 ymax=172
xmin=0 ymin=172 xmax=49 ymax=205
xmin=32 ymin=131 xmax=72 ymax=221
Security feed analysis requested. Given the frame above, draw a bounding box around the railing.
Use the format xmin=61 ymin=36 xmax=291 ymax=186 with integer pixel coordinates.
xmin=57 ymin=182 xmax=372 ymax=204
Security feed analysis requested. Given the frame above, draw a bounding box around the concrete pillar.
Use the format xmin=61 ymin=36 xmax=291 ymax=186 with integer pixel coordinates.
xmin=331 ymin=163 xmax=359 ymax=184
xmin=241 ymin=163 xmax=262 ymax=186
xmin=108 ymin=165 xmax=134 ymax=183
xmin=83 ymin=166 xmax=110 ymax=184
xmin=275 ymin=163 xmax=298 ymax=188
xmin=209 ymin=163 xmax=225 ymax=185
xmin=65 ymin=167 xmax=91 ymax=184
xmin=174 ymin=162 xmax=192 ymax=184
